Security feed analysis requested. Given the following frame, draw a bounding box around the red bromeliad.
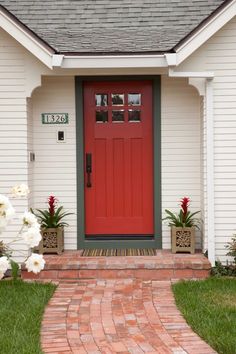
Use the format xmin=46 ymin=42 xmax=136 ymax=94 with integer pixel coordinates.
xmin=31 ymin=196 xmax=73 ymax=228
xmin=48 ymin=195 xmax=57 ymax=216
xmin=163 ymin=197 xmax=200 ymax=228
xmin=180 ymin=197 xmax=190 ymax=222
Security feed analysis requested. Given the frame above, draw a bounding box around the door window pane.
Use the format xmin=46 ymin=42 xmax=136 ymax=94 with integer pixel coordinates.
xmin=96 ymin=110 xmax=108 ymax=123
xmin=112 ymin=110 xmax=124 ymax=122
xmin=96 ymin=94 xmax=108 ymax=106
xmin=128 ymin=109 xmax=141 ymax=122
xmin=112 ymin=94 xmax=124 ymax=105
xmin=128 ymin=93 xmax=141 ymax=106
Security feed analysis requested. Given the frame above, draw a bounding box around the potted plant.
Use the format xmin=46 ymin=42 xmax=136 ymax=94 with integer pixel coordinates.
xmin=31 ymin=195 xmax=72 ymax=255
xmin=163 ymin=197 xmax=200 ymax=254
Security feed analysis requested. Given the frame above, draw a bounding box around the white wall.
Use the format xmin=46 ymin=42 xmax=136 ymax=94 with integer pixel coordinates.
xmin=161 ymin=76 xmax=201 ymax=249
xmin=179 ymin=16 xmax=236 ymax=262
xmin=31 ymin=76 xmax=77 ymax=250
xmin=0 ymin=29 xmax=30 ymax=259
xmin=0 ymin=28 xmax=50 ymax=260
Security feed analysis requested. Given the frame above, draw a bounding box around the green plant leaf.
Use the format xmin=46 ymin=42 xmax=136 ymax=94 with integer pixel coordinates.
xmin=10 ymin=260 xmax=19 ymax=281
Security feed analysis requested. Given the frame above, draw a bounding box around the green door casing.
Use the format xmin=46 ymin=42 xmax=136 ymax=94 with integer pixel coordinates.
xmin=75 ymin=76 xmax=161 ymax=249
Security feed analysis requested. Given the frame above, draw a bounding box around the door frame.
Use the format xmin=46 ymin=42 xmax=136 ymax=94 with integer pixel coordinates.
xmin=75 ymin=76 xmax=161 ymax=249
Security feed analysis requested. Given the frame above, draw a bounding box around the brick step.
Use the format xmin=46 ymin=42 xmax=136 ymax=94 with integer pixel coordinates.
xmin=22 ymin=267 xmax=210 ymax=280
xmin=21 ymin=250 xmax=211 ymax=281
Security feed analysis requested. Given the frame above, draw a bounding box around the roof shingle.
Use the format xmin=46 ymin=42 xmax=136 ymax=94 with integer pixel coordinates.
xmin=0 ymin=0 xmax=226 ymax=54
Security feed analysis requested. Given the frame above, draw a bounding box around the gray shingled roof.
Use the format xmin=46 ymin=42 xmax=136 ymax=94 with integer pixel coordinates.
xmin=0 ymin=0 xmax=226 ymax=54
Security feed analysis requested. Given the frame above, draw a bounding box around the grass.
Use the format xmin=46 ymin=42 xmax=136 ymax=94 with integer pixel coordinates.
xmin=0 ymin=279 xmax=56 ymax=354
xmin=172 ymin=277 xmax=236 ymax=354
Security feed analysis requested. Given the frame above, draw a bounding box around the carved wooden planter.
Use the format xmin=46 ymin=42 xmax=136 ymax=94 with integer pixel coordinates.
xmin=38 ymin=227 xmax=64 ymax=255
xmin=171 ymin=226 xmax=195 ymax=254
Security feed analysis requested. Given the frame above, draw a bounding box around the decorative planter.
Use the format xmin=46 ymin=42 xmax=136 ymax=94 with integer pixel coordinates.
xmin=38 ymin=227 xmax=64 ymax=255
xmin=171 ymin=226 xmax=195 ymax=254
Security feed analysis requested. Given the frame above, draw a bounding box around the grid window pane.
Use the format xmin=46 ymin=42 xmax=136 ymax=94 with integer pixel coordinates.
xmin=128 ymin=109 xmax=141 ymax=122
xmin=96 ymin=110 xmax=108 ymax=123
xmin=112 ymin=94 xmax=124 ymax=105
xmin=96 ymin=94 xmax=108 ymax=106
xmin=112 ymin=110 xmax=124 ymax=122
xmin=128 ymin=93 xmax=141 ymax=106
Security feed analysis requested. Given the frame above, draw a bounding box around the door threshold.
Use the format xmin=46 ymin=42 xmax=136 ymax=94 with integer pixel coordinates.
xmin=85 ymin=235 xmax=154 ymax=241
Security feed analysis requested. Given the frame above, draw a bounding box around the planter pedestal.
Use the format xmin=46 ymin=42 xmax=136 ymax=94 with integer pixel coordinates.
xmin=171 ymin=226 xmax=195 ymax=254
xmin=38 ymin=227 xmax=64 ymax=255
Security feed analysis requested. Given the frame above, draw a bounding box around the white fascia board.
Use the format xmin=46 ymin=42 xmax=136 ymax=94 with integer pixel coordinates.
xmin=60 ymin=55 xmax=167 ymax=69
xmin=176 ymin=0 xmax=236 ymax=65
xmin=0 ymin=10 xmax=54 ymax=68
xmin=169 ymin=68 xmax=214 ymax=78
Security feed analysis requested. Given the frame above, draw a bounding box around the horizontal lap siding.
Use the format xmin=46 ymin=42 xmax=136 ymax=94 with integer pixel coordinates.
xmin=206 ymin=18 xmax=236 ymax=262
xmin=179 ymin=16 xmax=236 ymax=262
xmin=161 ymin=76 xmax=201 ymax=249
xmin=31 ymin=77 xmax=77 ymax=250
xmin=0 ymin=29 xmax=29 ymax=259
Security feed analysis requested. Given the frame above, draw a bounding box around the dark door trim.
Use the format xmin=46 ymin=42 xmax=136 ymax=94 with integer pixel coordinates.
xmin=75 ymin=76 xmax=162 ymax=249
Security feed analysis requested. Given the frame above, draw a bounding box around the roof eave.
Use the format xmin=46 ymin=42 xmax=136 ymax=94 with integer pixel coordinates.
xmin=0 ymin=5 xmax=56 ymax=68
xmin=1 ymin=0 xmax=235 ymax=69
xmin=173 ymin=0 xmax=236 ymax=65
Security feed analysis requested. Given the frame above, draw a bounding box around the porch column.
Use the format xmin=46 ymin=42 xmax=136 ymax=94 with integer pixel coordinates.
xmin=205 ymin=78 xmax=215 ymax=265
xmin=189 ymin=77 xmax=215 ymax=265
xmin=169 ymin=68 xmax=215 ymax=265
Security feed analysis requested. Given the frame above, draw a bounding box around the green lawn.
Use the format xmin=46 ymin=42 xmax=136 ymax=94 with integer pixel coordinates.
xmin=172 ymin=277 xmax=236 ymax=354
xmin=0 ymin=280 xmax=56 ymax=354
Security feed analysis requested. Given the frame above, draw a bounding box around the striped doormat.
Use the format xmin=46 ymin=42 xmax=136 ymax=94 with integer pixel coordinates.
xmin=81 ymin=248 xmax=156 ymax=257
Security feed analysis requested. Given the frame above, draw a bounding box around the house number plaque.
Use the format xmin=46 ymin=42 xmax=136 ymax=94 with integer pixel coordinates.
xmin=42 ymin=113 xmax=69 ymax=124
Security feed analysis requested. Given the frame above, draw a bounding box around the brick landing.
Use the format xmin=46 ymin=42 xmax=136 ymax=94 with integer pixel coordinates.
xmin=22 ymin=250 xmax=211 ymax=281
xmin=41 ymin=279 xmax=216 ymax=354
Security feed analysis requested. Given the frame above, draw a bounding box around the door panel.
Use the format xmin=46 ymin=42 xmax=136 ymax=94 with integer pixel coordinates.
xmin=84 ymin=80 xmax=153 ymax=235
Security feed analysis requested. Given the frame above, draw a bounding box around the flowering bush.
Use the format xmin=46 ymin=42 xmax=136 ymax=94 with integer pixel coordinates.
xmin=0 ymin=184 xmax=45 ymax=280
xmin=163 ymin=197 xmax=200 ymax=228
xmin=31 ymin=195 xmax=72 ymax=228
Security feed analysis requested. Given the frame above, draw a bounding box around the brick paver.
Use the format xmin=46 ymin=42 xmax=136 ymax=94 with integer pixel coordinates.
xmin=41 ymin=280 xmax=216 ymax=354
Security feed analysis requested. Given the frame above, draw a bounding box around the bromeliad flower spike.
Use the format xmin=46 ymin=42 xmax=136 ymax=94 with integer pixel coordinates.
xmin=31 ymin=195 xmax=73 ymax=228
xmin=163 ymin=197 xmax=200 ymax=228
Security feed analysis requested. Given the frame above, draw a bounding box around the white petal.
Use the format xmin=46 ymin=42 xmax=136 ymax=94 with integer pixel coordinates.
xmin=0 ymin=256 xmax=10 ymax=273
xmin=11 ymin=184 xmax=30 ymax=198
xmin=25 ymin=253 xmax=45 ymax=274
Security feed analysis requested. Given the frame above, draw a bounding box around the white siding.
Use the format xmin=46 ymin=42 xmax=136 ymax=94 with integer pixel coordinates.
xmin=0 ymin=29 xmax=29 ymax=259
xmin=180 ymin=16 xmax=236 ymax=262
xmin=0 ymin=28 xmax=50 ymax=260
xmin=161 ymin=76 xmax=201 ymax=249
xmin=31 ymin=77 xmax=77 ymax=250
xmin=209 ymin=18 xmax=236 ymax=262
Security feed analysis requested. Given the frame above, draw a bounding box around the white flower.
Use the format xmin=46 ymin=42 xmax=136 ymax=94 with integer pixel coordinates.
xmin=21 ymin=227 xmax=42 ymax=248
xmin=25 ymin=253 xmax=45 ymax=274
xmin=0 ymin=195 xmax=14 ymax=233
xmin=0 ymin=195 xmax=12 ymax=214
xmin=11 ymin=184 xmax=30 ymax=198
xmin=5 ymin=206 xmax=15 ymax=221
xmin=22 ymin=211 xmax=38 ymax=227
xmin=0 ymin=256 xmax=10 ymax=274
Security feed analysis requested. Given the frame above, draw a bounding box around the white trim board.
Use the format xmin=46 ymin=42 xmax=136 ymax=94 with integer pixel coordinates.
xmin=175 ymin=0 xmax=236 ymax=65
xmin=0 ymin=7 xmax=54 ymax=68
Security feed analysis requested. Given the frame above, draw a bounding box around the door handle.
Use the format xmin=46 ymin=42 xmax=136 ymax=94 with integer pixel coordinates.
xmin=86 ymin=153 xmax=92 ymax=188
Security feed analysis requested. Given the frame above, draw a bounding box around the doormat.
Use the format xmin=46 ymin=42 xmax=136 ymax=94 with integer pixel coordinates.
xmin=81 ymin=248 xmax=156 ymax=257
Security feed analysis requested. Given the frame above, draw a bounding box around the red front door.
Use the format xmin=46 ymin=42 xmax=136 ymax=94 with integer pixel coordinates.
xmin=84 ymin=80 xmax=153 ymax=236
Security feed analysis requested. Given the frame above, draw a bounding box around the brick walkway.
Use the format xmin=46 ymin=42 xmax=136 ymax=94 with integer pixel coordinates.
xmin=41 ymin=280 xmax=216 ymax=354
